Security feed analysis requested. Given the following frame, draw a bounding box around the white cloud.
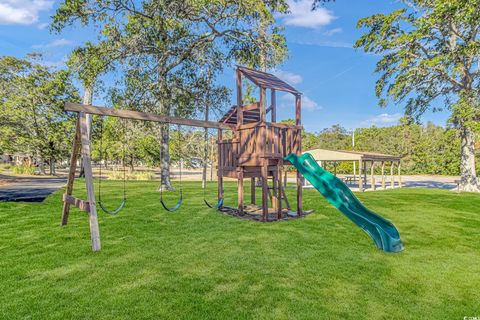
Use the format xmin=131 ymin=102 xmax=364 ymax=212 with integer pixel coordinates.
xmin=362 ymin=113 xmax=403 ymax=126
xmin=281 ymin=0 xmax=336 ymax=29
xmin=302 ymin=96 xmax=321 ymax=111
xmin=37 ymin=22 xmax=49 ymax=29
xmin=290 ymin=38 xmax=352 ymax=48
xmin=41 ymin=55 xmax=68 ymax=68
xmin=272 ymin=69 xmax=303 ymax=85
xmin=281 ymin=93 xmax=321 ymax=111
xmin=0 ymin=0 xmax=53 ymax=25
xmin=32 ymin=38 xmax=74 ymax=49
xmin=323 ymin=27 xmax=342 ymax=36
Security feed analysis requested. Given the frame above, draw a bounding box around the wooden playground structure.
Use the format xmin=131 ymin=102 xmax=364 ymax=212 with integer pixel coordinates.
xmin=60 ymin=67 xmax=303 ymax=251
xmin=217 ymin=67 xmax=303 ymax=219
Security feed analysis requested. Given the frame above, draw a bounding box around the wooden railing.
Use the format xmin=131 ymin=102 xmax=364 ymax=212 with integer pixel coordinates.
xmin=218 ymin=138 xmax=239 ymax=171
xmin=233 ymin=122 xmax=301 ymax=166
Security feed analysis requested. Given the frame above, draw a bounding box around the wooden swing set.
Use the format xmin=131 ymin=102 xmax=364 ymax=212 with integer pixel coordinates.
xmin=61 ymin=67 xmax=303 ymax=251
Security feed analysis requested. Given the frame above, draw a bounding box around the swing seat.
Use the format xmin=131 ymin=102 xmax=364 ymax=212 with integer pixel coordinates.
xmin=98 ymin=198 xmax=127 ymax=215
xmin=160 ymin=192 xmax=183 ymax=212
xmin=204 ymin=197 xmax=224 ymax=209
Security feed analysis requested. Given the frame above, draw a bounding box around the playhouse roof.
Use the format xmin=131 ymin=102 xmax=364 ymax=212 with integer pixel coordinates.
xmin=219 ymin=105 xmax=260 ymax=124
xmin=237 ymin=66 xmax=301 ymax=95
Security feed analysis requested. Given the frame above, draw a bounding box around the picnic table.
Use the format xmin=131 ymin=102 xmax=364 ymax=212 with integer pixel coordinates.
xmin=343 ymin=175 xmax=361 ymax=184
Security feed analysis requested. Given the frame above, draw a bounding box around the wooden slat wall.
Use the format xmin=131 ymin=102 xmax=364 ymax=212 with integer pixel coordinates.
xmin=218 ymin=123 xmax=300 ymax=172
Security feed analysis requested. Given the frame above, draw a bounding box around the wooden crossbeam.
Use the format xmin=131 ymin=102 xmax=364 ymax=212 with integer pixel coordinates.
xmin=63 ymin=194 xmax=91 ymax=213
xmin=65 ymin=102 xmax=233 ymax=130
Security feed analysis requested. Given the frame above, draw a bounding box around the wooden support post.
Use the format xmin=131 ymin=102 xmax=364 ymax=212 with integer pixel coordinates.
xmin=295 ymin=94 xmax=302 ymax=216
xmin=381 ymin=161 xmax=386 ymax=190
xmin=280 ymin=184 xmax=291 ymax=210
xmin=260 ymin=87 xmax=266 ymax=122
xmin=272 ymin=170 xmax=278 ymax=213
xmin=358 ymin=160 xmax=364 ymax=192
xmin=371 ymin=161 xmax=376 ymax=191
xmin=238 ymin=168 xmax=244 ymax=214
xmin=398 ymin=161 xmax=402 ymax=188
xmin=261 ymin=164 xmax=269 ymax=221
xmin=390 ymin=161 xmax=395 ymax=188
xmin=61 ymin=115 xmax=81 ymax=226
xmin=267 ymin=185 xmax=273 ymax=203
xmin=217 ymin=129 xmax=224 ymax=202
xmin=79 ymin=112 xmax=101 ymax=252
xmin=236 ymin=69 xmax=243 ymax=125
xmin=277 ymin=166 xmax=282 ymax=219
xmin=271 ymin=89 xmax=276 ymax=122
xmin=250 ymin=177 xmax=256 ymax=205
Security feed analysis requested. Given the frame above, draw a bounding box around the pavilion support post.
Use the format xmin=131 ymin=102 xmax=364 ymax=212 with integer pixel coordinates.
xmin=398 ymin=161 xmax=402 ymax=188
xmin=381 ymin=161 xmax=386 ymax=190
xmin=334 ymin=161 xmax=337 ymax=177
xmin=79 ymin=112 xmax=101 ymax=252
xmin=358 ymin=160 xmax=364 ymax=192
xmin=390 ymin=161 xmax=395 ymax=188
xmin=353 ymin=161 xmax=356 ymax=180
xmin=61 ymin=115 xmax=81 ymax=226
xmin=371 ymin=161 xmax=376 ymax=191
xmin=250 ymin=177 xmax=256 ymax=205
xmin=363 ymin=160 xmax=367 ymax=189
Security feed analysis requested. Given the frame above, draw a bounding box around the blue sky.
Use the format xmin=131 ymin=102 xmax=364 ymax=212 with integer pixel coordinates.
xmin=0 ymin=0 xmax=451 ymax=133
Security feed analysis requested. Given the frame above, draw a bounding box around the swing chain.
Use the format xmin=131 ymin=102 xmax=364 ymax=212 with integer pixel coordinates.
xmin=97 ymin=116 xmax=127 ymax=215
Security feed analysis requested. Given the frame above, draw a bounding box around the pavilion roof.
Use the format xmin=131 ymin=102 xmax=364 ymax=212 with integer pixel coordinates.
xmin=305 ymin=148 xmax=401 ymax=162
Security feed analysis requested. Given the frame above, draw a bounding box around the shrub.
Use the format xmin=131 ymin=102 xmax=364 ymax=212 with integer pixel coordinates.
xmin=0 ymin=163 xmax=11 ymax=172
xmin=106 ymin=170 xmax=155 ymax=181
xmin=11 ymin=165 xmax=36 ymax=175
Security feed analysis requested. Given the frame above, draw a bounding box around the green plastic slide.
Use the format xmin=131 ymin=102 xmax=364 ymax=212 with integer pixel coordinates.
xmin=285 ymin=153 xmax=404 ymax=253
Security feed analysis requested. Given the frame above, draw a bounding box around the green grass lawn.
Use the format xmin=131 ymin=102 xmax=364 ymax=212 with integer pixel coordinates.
xmin=0 ymin=181 xmax=479 ymax=319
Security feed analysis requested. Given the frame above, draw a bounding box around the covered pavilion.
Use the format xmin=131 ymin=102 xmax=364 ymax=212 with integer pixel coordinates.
xmin=305 ymin=148 xmax=402 ymax=192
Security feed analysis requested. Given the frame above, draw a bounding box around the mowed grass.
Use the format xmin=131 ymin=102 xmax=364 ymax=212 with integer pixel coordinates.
xmin=0 ymin=181 xmax=479 ymax=319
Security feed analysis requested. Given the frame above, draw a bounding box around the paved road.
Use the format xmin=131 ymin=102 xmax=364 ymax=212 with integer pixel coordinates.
xmin=303 ymin=174 xmax=458 ymax=191
xmin=0 ymin=175 xmax=66 ymax=202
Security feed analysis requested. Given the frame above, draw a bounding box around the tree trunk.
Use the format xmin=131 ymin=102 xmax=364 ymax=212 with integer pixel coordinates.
xmin=160 ymin=123 xmax=173 ymax=190
xmin=49 ymin=159 xmax=55 ymax=175
xmin=79 ymin=85 xmax=93 ymax=178
xmin=37 ymin=153 xmax=46 ymax=175
xmin=129 ymin=155 xmax=134 ymax=173
xmin=459 ymin=126 xmax=479 ymax=192
xmin=157 ymin=61 xmax=173 ymax=190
